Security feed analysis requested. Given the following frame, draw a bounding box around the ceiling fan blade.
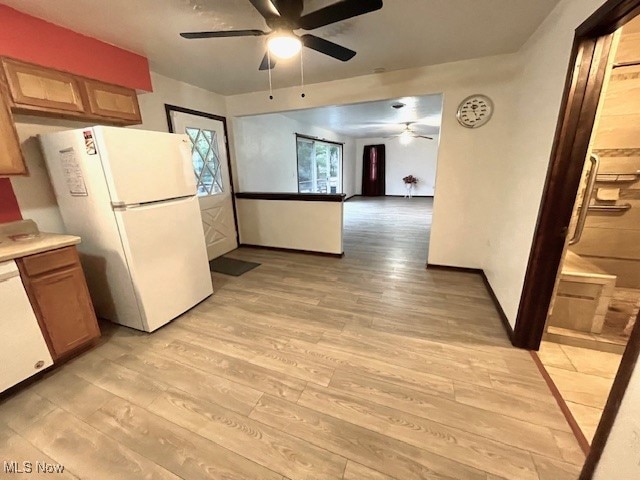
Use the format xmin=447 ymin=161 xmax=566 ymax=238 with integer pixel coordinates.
xmin=248 ymin=0 xmax=281 ymax=19
xmin=180 ymin=30 xmax=267 ymax=39
xmin=299 ymin=0 xmax=383 ymax=30
xmin=301 ymin=35 xmax=356 ymax=61
xmin=259 ymin=52 xmax=277 ymax=71
xmin=416 ymin=135 xmax=434 ymax=140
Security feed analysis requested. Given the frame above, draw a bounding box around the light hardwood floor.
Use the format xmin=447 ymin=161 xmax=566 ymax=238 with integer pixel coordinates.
xmin=0 ymin=197 xmax=584 ymax=479
xmin=538 ymin=341 xmax=622 ymax=443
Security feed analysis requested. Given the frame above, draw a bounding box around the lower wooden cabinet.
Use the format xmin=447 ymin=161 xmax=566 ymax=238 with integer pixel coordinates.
xmin=17 ymin=246 xmax=100 ymax=361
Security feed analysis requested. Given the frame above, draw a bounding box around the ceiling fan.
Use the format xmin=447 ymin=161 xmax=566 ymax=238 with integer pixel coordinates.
xmin=387 ymin=123 xmax=434 ymax=144
xmin=180 ymin=0 xmax=384 ymax=71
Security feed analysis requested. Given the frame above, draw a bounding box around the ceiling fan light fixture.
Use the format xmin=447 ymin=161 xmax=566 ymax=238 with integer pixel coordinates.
xmin=268 ymin=32 xmax=302 ymax=59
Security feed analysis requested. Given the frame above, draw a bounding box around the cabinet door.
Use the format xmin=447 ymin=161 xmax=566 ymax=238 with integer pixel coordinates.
xmin=28 ymin=265 xmax=100 ymax=359
xmin=2 ymin=58 xmax=85 ymax=113
xmin=83 ymin=80 xmax=141 ymax=124
xmin=0 ymin=86 xmax=26 ymax=174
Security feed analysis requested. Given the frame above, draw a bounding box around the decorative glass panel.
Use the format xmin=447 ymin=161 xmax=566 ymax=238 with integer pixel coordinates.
xmin=184 ymin=127 xmax=225 ymax=197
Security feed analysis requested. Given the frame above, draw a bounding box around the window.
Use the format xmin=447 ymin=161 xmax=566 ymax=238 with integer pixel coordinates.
xmin=296 ymin=136 xmax=342 ymax=194
xmin=185 ymin=127 xmax=224 ymax=196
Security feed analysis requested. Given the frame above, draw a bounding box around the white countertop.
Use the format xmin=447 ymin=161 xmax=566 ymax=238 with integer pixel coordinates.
xmin=0 ymin=220 xmax=81 ymax=263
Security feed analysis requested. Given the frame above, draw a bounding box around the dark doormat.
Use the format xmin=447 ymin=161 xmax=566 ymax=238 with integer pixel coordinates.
xmin=209 ymin=256 xmax=260 ymax=276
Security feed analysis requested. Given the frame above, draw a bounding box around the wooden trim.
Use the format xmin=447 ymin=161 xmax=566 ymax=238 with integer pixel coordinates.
xmin=236 ymin=192 xmax=346 ymax=202
xmin=580 ymin=312 xmax=640 ymax=479
xmin=577 ymin=0 xmax=640 ymax=36
xmin=239 ymin=243 xmax=344 ymax=258
xmin=480 ymin=271 xmax=515 ymax=343
xmin=164 ymin=104 xmax=239 ymax=243
xmin=426 ymin=263 xmax=482 ymax=275
xmin=514 ymin=33 xmax=613 ymax=351
xmin=530 ymin=351 xmax=591 ymax=455
xmin=427 ymin=264 xmax=514 ymax=342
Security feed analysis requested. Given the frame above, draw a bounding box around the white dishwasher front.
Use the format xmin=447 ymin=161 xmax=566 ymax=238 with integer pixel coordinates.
xmin=0 ymin=260 xmax=53 ymax=392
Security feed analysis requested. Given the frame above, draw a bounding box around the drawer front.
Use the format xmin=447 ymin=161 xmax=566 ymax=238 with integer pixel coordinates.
xmin=83 ymin=80 xmax=141 ymax=123
xmin=2 ymin=59 xmax=85 ymax=113
xmin=20 ymin=247 xmax=78 ymax=277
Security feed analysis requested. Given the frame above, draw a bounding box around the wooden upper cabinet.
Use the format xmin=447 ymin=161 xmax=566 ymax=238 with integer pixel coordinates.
xmin=0 ymin=57 xmax=142 ymax=126
xmin=2 ymin=58 xmax=85 ymax=113
xmin=83 ymin=80 xmax=142 ymax=123
xmin=0 ymin=83 xmax=26 ymax=174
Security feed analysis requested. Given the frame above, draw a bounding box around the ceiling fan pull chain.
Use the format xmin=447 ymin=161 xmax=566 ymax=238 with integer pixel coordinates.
xmin=267 ymin=49 xmax=274 ymax=100
xmin=300 ymin=49 xmax=306 ymax=99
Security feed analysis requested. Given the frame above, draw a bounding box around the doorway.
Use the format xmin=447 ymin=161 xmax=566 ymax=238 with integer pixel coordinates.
xmin=166 ymin=105 xmax=239 ymax=260
xmin=512 ymin=1 xmax=640 ymax=478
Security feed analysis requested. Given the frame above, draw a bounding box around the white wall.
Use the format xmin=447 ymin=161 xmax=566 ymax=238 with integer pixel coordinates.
xmin=355 ymin=136 xmax=439 ymax=196
xmin=232 ymin=113 xmax=358 ymax=196
xmin=236 ymin=199 xmax=343 ymax=254
xmin=227 ymin=54 xmax=521 ymax=269
xmin=135 ymin=71 xmax=227 ymax=132
xmin=9 ymin=71 xmax=228 ymax=234
xmin=595 ymin=362 xmax=640 ymax=479
xmin=483 ymin=0 xmax=607 ymax=326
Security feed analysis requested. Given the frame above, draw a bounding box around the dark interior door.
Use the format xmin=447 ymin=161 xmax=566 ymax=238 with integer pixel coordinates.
xmin=362 ymin=144 xmax=386 ymax=196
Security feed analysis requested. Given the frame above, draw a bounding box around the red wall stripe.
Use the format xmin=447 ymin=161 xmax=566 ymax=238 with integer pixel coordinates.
xmin=0 ymin=179 xmax=22 ymax=224
xmin=0 ymin=5 xmax=152 ymax=92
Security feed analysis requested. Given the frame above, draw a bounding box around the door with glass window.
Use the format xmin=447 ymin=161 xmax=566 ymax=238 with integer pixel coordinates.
xmin=169 ymin=109 xmax=237 ymax=260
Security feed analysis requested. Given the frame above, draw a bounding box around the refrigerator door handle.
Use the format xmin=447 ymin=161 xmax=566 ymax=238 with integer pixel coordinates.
xmin=111 ymin=195 xmax=195 ymax=211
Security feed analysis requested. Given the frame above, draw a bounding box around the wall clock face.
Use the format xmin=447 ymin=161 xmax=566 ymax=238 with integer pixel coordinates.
xmin=456 ymin=95 xmax=494 ymax=128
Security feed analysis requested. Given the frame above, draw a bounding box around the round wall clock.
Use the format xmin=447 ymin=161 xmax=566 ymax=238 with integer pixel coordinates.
xmin=456 ymin=94 xmax=494 ymax=128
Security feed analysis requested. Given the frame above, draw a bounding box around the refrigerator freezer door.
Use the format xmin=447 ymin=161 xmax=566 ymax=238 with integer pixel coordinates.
xmin=95 ymin=126 xmax=196 ymax=206
xmin=114 ymin=196 xmax=213 ymax=332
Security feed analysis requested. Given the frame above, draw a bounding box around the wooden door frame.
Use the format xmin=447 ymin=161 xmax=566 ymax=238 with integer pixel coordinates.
xmin=165 ymin=104 xmax=239 ymax=243
xmin=510 ymin=1 xmax=640 ymax=478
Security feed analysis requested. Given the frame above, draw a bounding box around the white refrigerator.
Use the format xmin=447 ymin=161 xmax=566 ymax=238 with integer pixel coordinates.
xmin=39 ymin=126 xmax=213 ymax=332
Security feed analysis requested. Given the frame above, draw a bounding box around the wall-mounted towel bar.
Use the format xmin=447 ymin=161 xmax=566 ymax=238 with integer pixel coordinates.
xmin=588 ymin=203 xmax=632 ymax=213
xmin=596 ymin=171 xmax=640 ymax=183
xmin=570 ymin=154 xmax=600 ymax=246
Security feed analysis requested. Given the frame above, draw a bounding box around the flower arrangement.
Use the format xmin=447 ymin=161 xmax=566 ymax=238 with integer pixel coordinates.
xmin=403 ymin=175 xmax=418 ymax=185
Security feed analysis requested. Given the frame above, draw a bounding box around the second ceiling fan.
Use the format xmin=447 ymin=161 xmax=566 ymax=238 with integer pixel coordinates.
xmin=180 ymin=0 xmax=383 ymax=70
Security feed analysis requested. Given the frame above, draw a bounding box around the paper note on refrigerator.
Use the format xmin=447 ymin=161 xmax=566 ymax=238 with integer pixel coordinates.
xmin=60 ymin=148 xmax=88 ymax=196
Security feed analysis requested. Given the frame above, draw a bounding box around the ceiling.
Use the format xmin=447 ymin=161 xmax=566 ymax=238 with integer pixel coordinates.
xmin=279 ymin=94 xmax=443 ymax=138
xmin=3 ymin=0 xmax=561 ymax=95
